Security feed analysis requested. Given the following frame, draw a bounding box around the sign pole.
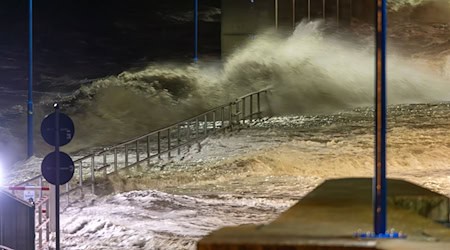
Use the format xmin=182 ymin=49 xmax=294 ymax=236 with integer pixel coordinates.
xmin=54 ymin=103 xmax=61 ymax=250
xmin=374 ymin=0 xmax=387 ymax=235
xmin=41 ymin=103 xmax=75 ymax=247
xmin=355 ymin=0 xmax=404 ymax=239
xmin=27 ymin=0 xmax=33 ymax=158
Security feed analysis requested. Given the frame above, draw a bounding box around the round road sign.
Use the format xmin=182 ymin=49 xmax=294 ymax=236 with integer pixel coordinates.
xmin=40 ymin=112 xmax=75 ymax=147
xmin=41 ymin=151 xmax=75 ymax=185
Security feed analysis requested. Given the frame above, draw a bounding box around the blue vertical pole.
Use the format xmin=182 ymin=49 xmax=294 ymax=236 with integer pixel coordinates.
xmin=374 ymin=0 xmax=387 ymax=235
xmin=194 ymin=0 xmax=199 ymax=62
xmin=27 ymin=0 xmax=34 ymax=158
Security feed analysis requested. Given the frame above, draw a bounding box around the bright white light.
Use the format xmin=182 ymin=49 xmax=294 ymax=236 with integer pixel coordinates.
xmin=0 ymin=160 xmax=4 ymax=186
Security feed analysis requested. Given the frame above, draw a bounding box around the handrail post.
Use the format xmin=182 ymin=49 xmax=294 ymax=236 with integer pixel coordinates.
xmin=125 ymin=144 xmax=129 ymax=167
xmin=146 ymin=136 xmax=150 ymax=161
xmin=91 ymin=155 xmax=95 ymax=193
xmin=242 ymin=97 xmax=246 ymax=125
xmin=213 ymin=110 xmax=216 ymax=132
xmin=221 ymin=106 xmax=225 ymax=129
xmin=235 ymin=100 xmax=240 ymax=125
xmin=114 ymin=148 xmax=118 ymax=172
xmin=250 ymin=94 xmax=253 ymax=122
xmin=196 ymin=118 xmax=200 ymax=139
xmin=157 ymin=131 xmax=161 ymax=159
xmin=38 ymin=176 xmax=43 ymax=200
xmin=204 ymin=115 xmax=207 ymax=135
xmin=177 ymin=124 xmax=181 ymax=155
xmin=187 ymin=121 xmax=191 ymax=141
xmin=38 ymin=200 xmax=42 ymax=249
xmin=66 ymin=182 xmax=69 ymax=205
xmin=79 ymin=161 xmax=83 ymax=190
xmin=229 ymin=103 xmax=233 ymax=130
xmin=136 ymin=140 xmax=140 ymax=163
xmin=257 ymin=92 xmax=261 ymax=118
xmin=167 ymin=128 xmax=171 ymax=159
xmin=103 ymin=153 xmax=107 ymax=176
xmin=196 ymin=118 xmax=200 ymax=151
xmin=46 ymin=199 xmax=50 ymax=242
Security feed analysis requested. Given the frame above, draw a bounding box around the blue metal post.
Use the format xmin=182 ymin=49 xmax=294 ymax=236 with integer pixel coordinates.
xmin=27 ymin=0 xmax=34 ymax=158
xmin=194 ymin=0 xmax=199 ymax=62
xmin=374 ymin=0 xmax=387 ymax=235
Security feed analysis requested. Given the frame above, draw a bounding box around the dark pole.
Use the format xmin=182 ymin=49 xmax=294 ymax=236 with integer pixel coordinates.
xmin=194 ymin=0 xmax=199 ymax=62
xmin=54 ymin=103 xmax=61 ymax=250
xmin=27 ymin=0 xmax=34 ymax=158
xmin=374 ymin=0 xmax=387 ymax=235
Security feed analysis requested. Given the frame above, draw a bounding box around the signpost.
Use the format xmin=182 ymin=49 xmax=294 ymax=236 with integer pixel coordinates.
xmin=357 ymin=0 xmax=404 ymax=239
xmin=374 ymin=0 xmax=388 ymax=236
xmin=40 ymin=103 xmax=75 ymax=250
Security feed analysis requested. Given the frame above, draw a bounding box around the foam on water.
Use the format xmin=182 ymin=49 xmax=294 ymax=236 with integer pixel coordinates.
xmin=47 ymin=19 xmax=449 ymax=155
xmin=59 ymin=189 xmax=294 ymax=250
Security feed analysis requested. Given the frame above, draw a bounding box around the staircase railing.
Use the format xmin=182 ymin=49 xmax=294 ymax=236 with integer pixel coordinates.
xmin=12 ymin=87 xmax=272 ymax=204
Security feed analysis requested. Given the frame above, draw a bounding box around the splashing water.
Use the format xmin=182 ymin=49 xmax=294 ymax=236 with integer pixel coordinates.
xmin=2 ymin=2 xmax=450 ymax=167
xmin=32 ymin=19 xmax=448 ymax=155
xmin=221 ymin=20 xmax=449 ymax=114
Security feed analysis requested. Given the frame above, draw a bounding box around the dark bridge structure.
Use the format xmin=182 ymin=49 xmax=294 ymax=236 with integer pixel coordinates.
xmin=221 ymin=0 xmax=375 ymax=56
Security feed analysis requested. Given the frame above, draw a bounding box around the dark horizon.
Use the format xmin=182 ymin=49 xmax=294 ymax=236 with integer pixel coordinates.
xmin=0 ymin=0 xmax=221 ymax=91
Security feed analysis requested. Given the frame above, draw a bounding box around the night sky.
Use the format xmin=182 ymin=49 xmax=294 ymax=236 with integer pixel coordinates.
xmin=0 ymin=0 xmax=221 ymax=91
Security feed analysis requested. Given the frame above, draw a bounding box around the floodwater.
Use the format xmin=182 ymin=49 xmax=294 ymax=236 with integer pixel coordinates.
xmin=1 ymin=1 xmax=449 ymax=249
xmin=55 ymin=101 xmax=450 ymax=249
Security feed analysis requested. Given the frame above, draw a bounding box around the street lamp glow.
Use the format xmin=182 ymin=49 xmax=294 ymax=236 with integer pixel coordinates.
xmin=0 ymin=159 xmax=4 ymax=186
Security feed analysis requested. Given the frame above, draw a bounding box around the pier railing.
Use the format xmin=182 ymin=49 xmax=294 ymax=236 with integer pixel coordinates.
xmin=11 ymin=87 xmax=272 ymax=204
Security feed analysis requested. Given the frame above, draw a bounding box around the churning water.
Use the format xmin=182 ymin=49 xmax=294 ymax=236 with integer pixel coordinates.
xmin=1 ymin=0 xmax=449 ymax=177
xmin=1 ymin=1 xmax=449 ymax=249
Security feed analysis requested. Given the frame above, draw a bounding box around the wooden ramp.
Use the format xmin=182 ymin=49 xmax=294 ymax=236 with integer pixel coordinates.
xmin=197 ymin=178 xmax=450 ymax=250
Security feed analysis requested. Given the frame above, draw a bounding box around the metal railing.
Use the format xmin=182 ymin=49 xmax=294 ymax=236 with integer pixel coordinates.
xmin=11 ymin=88 xmax=272 ymax=203
xmin=34 ymin=196 xmax=50 ymax=250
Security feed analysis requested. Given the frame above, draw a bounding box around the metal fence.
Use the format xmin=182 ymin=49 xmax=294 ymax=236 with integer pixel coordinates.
xmin=12 ymin=88 xmax=272 ymax=205
xmin=0 ymin=191 xmax=35 ymax=250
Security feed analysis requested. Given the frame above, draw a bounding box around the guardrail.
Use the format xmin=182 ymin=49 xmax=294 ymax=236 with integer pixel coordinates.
xmin=35 ymin=196 xmax=50 ymax=250
xmin=0 ymin=191 xmax=35 ymax=250
xmin=11 ymin=87 xmax=272 ymax=204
